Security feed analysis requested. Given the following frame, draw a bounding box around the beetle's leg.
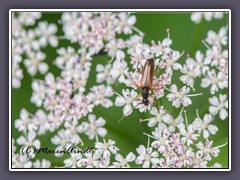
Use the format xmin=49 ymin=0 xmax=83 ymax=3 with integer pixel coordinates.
xmin=133 ymin=93 xmax=142 ymax=104
xmin=137 ymin=62 xmax=143 ymax=74
xmin=148 ymin=93 xmax=158 ymax=107
xmin=137 ymin=93 xmax=142 ymax=98
xmin=149 ymin=93 xmax=153 ymax=97
xmin=134 ymin=81 xmax=142 ymax=89
xmin=152 ymin=86 xmax=165 ymax=91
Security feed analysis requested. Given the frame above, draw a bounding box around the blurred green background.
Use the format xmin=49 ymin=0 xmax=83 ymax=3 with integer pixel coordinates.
xmin=12 ymin=12 xmax=229 ymax=168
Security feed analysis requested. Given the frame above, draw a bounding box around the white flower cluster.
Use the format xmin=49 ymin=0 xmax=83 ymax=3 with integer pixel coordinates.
xmin=191 ymin=12 xmax=226 ymax=24
xmin=137 ymin=108 xmax=224 ymax=168
xmin=12 ymin=12 xmax=228 ymax=169
xmin=201 ymin=25 xmax=229 ymax=120
xmin=12 ymin=12 xmax=58 ymax=88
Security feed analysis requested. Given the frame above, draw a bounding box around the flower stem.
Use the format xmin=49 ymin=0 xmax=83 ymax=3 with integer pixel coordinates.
xmin=132 ymin=26 xmax=144 ymax=35
xmin=212 ymin=142 xmax=228 ymax=149
xmin=184 ymin=110 xmax=188 ymax=129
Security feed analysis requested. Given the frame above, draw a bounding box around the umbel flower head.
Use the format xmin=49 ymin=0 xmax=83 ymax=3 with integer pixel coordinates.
xmin=12 ymin=11 xmax=229 ymax=169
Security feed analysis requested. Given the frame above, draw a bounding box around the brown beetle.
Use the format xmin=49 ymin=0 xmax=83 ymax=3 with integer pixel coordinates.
xmin=118 ymin=58 xmax=167 ymax=123
xmin=135 ymin=58 xmax=167 ymax=106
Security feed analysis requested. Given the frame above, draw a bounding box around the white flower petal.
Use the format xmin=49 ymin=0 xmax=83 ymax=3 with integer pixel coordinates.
xmin=209 ymin=96 xmax=219 ymax=106
xmin=136 ymin=145 xmax=146 ymax=156
xmin=115 ymin=96 xmax=125 ymax=107
xmin=208 ymin=125 xmax=218 ymax=135
xmin=115 ymin=154 xmax=123 ymax=162
xmin=123 ymin=104 xmax=132 ymax=116
xmin=38 ymin=63 xmax=48 ymax=74
xmin=97 ymin=128 xmax=107 ymax=137
xmin=219 ymin=108 xmax=228 ymax=120
xmin=126 ymin=152 xmax=136 ymax=162
xmin=203 ymin=130 xmax=210 ymax=139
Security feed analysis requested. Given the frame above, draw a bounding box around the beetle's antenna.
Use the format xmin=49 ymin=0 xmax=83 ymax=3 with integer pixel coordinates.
xmin=118 ymin=102 xmax=142 ymax=124
xmin=159 ymin=58 xmax=168 ymax=69
xmin=154 ymin=58 xmax=169 ymax=76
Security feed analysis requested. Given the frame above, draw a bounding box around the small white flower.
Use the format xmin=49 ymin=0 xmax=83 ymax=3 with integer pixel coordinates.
xmin=151 ymin=128 xmax=170 ymax=152
xmin=79 ymin=114 xmax=107 ymax=140
xmin=190 ymin=151 xmax=207 ymax=168
xmin=180 ymin=58 xmax=200 ymax=88
xmin=126 ymin=35 xmax=143 ymax=54
xmin=31 ymin=81 xmax=46 ymax=107
xmin=19 ymin=30 xmax=40 ymax=52
xmin=80 ymin=151 xmax=102 ymax=168
xmin=168 ymin=114 xmax=185 ymax=132
xmin=95 ymin=139 xmax=119 ymax=157
xmin=201 ymin=69 xmax=227 ymax=94
xmin=89 ymin=85 xmax=114 ymax=108
xmin=162 ymin=51 xmax=183 ymax=74
xmin=115 ymin=89 xmax=138 ymax=116
xmin=135 ymin=145 xmax=159 ymax=168
xmin=15 ymin=108 xmax=37 ymax=132
xmin=24 ymin=51 xmax=48 ymax=76
xmin=130 ymin=43 xmax=146 ymax=69
xmin=194 ymin=51 xmax=210 ymax=74
xmin=105 ymin=38 xmax=125 ymax=60
xmin=151 ymin=38 xmax=172 ymax=57
xmin=12 ymin=153 xmax=32 ymax=168
xmin=70 ymin=94 xmax=94 ymax=118
xmin=96 ymin=63 xmax=114 ymax=84
xmin=64 ymin=119 xmax=83 ymax=145
xmin=43 ymin=93 xmax=59 ymax=111
xmin=206 ymin=44 xmax=228 ymax=67
xmin=110 ymin=59 xmax=129 ymax=84
xmin=166 ymin=85 xmax=192 ymax=108
xmin=111 ymin=152 xmax=136 ymax=168
xmin=180 ymin=125 xmax=199 ymax=146
xmin=55 ymin=46 xmax=76 ymax=68
xmin=36 ymin=21 xmax=58 ymax=47
xmin=168 ymin=133 xmax=183 ymax=152
xmin=96 ymin=156 xmax=111 ymax=168
xmin=61 ymin=60 xmax=84 ymax=82
xmin=205 ymin=27 xmax=228 ymax=46
xmin=196 ymin=140 xmax=220 ymax=161
xmin=51 ymin=129 xmax=71 ymax=157
xmin=193 ymin=113 xmax=218 ymax=139
xmin=114 ymin=12 xmax=136 ymax=34
xmin=209 ymin=94 xmax=228 ymax=120
xmin=17 ymin=131 xmax=40 ymax=148
xmin=17 ymin=131 xmax=41 ymax=158
xmin=153 ymin=158 xmax=171 ymax=168
xmin=143 ymin=106 xmax=172 ymax=128
xmin=64 ymin=153 xmax=82 ymax=168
